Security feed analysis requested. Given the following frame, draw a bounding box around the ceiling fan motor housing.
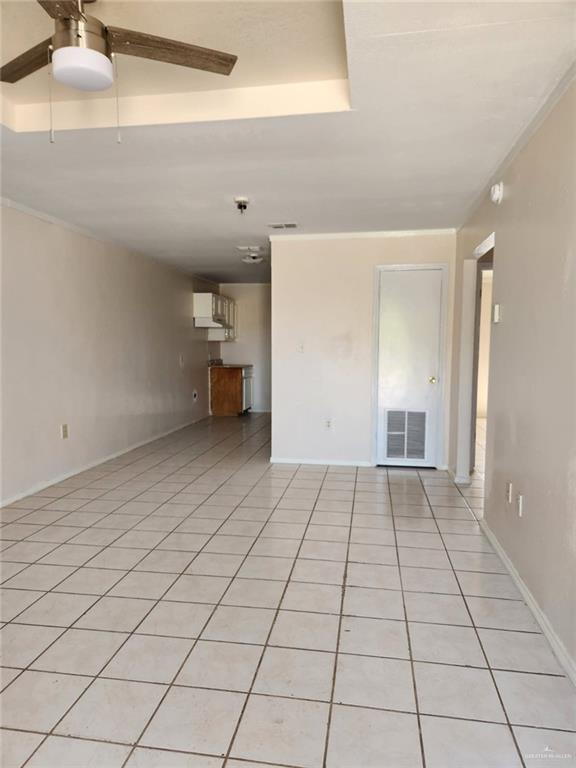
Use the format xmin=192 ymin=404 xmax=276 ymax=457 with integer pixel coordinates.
xmin=52 ymin=15 xmax=109 ymax=57
xmin=51 ymin=15 xmax=114 ymax=91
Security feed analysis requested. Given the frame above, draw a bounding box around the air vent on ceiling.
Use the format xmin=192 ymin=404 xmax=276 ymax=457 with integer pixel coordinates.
xmin=267 ymin=222 xmax=298 ymax=230
xmin=386 ymin=410 xmax=426 ymax=460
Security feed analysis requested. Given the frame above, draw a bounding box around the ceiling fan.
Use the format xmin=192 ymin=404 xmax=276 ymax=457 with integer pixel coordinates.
xmin=0 ymin=0 xmax=237 ymax=92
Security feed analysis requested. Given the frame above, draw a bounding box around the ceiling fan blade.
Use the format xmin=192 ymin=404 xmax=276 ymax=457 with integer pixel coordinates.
xmin=0 ymin=37 xmax=52 ymax=83
xmin=37 ymin=0 xmax=83 ymax=20
xmin=107 ymin=27 xmax=237 ymax=76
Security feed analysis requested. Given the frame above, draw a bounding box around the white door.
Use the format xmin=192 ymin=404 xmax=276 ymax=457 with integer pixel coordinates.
xmin=377 ymin=267 xmax=444 ymax=466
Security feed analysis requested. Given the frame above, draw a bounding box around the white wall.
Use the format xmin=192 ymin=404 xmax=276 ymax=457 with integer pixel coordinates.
xmin=219 ymin=283 xmax=271 ymax=412
xmin=0 ymin=204 xmax=215 ymax=503
xmin=476 ymin=271 xmax=493 ymax=418
xmin=454 ymin=81 xmax=576 ymax=671
xmin=271 ymin=231 xmax=456 ymax=465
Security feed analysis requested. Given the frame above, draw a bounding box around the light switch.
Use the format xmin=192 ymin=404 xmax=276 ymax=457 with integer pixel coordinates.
xmin=493 ymin=303 xmax=501 ymax=324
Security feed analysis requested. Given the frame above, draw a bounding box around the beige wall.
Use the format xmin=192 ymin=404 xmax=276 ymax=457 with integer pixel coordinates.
xmin=220 ymin=283 xmax=271 ymax=412
xmin=0 ymin=204 xmax=215 ymax=503
xmin=271 ymin=231 xmax=456 ymax=465
xmin=455 ymin=82 xmax=576 ymax=667
xmin=476 ymin=271 xmax=493 ymax=419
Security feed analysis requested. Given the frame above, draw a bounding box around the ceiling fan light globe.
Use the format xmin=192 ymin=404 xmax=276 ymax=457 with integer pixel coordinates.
xmin=52 ymin=46 xmax=113 ymax=91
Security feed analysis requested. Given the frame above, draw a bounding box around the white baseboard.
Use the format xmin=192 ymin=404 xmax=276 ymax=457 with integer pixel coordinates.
xmin=448 ymin=467 xmax=472 ymax=485
xmin=479 ymin=519 xmax=576 ymax=687
xmin=270 ymin=457 xmax=373 ymax=467
xmin=1 ymin=416 xmax=204 ymax=507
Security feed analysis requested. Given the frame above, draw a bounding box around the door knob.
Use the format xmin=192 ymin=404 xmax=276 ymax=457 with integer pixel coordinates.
xmin=429 ymin=376 xmax=437 ymax=384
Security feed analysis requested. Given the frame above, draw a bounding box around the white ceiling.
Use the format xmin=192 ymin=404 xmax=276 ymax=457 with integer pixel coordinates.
xmin=1 ymin=1 xmax=575 ymax=282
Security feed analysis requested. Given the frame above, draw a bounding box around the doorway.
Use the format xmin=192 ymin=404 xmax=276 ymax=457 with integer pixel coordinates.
xmin=376 ymin=266 xmax=446 ymax=467
xmin=470 ymin=250 xmax=494 ymax=478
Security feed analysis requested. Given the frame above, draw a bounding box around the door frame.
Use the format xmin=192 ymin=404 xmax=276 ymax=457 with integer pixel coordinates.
xmin=469 ymin=251 xmax=494 ymax=472
xmin=454 ymin=232 xmax=495 ymax=483
xmin=371 ymin=263 xmax=449 ymax=468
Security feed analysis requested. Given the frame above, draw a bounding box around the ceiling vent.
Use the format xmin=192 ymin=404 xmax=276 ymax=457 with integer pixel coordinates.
xmin=236 ymin=245 xmax=262 ymax=252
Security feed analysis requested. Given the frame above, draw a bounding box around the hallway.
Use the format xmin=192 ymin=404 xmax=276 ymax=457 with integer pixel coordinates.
xmin=1 ymin=415 xmax=575 ymax=767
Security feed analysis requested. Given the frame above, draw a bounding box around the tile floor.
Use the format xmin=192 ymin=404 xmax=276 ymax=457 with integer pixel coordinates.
xmin=1 ymin=414 xmax=575 ymax=768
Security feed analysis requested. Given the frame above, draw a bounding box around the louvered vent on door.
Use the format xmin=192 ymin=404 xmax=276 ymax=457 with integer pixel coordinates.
xmin=387 ymin=411 xmax=407 ymax=458
xmin=386 ymin=410 xmax=426 ymax=460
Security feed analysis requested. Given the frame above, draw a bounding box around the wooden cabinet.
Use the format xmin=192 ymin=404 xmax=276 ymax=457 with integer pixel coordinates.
xmin=210 ymin=365 xmax=253 ymax=416
xmin=210 ymin=367 xmax=243 ymax=416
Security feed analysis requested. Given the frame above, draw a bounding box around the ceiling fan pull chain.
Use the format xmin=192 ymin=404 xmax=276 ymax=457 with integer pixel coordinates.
xmin=47 ymin=44 xmax=55 ymax=144
xmin=112 ymin=52 xmax=122 ymax=144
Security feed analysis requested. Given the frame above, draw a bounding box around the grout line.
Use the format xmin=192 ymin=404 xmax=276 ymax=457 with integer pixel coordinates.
xmin=390 ymin=469 xmax=427 ymax=768
xmin=220 ymin=464 xmax=331 ymax=767
xmin=320 ymin=465 xmax=358 ymax=768
xmin=418 ymin=474 xmax=528 ymax=768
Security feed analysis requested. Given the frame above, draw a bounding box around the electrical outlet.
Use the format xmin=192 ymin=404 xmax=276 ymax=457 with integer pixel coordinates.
xmin=506 ymin=482 xmax=513 ymax=504
xmin=60 ymin=424 xmax=69 ymax=440
xmin=325 ymin=419 xmax=333 ymax=430
xmin=517 ymin=494 xmax=524 ymax=518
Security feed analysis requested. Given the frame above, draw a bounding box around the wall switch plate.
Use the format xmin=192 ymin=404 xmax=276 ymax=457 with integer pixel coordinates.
xmin=517 ymin=494 xmax=524 ymax=517
xmin=506 ymin=482 xmax=513 ymax=504
xmin=179 ymin=354 xmax=185 ymax=369
xmin=60 ymin=424 xmax=69 ymax=440
xmin=493 ymin=303 xmax=501 ymax=324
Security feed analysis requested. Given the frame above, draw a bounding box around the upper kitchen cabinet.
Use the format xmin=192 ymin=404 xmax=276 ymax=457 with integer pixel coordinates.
xmin=193 ymin=292 xmax=237 ymax=341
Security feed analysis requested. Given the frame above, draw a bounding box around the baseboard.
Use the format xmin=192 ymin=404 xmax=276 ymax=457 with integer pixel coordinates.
xmin=479 ymin=519 xmax=576 ymax=687
xmin=270 ymin=457 xmax=373 ymax=467
xmin=448 ymin=466 xmax=472 ymax=485
xmin=1 ymin=416 xmax=204 ymax=507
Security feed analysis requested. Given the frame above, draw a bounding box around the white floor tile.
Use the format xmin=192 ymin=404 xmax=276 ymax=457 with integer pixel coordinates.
xmin=421 ymin=716 xmax=522 ymax=767
xmin=254 ymin=646 xmax=334 ymax=701
xmin=334 ymin=653 xmax=415 ymax=711
xmin=141 ymin=686 xmax=245 ymax=756
xmin=231 ymin=694 xmax=329 ymax=768
xmin=513 ymin=726 xmax=576 ymax=768
xmin=26 ymin=736 xmax=131 ymax=768
xmin=326 ymin=705 xmax=422 ymax=768
xmin=0 ymin=729 xmax=44 ymax=768
xmin=176 ymin=639 xmax=261 ymax=691
xmin=55 ymin=678 xmax=167 ymax=743
xmin=126 ymin=748 xmax=223 ymax=768
xmin=415 ymin=662 xmax=506 ymax=722
xmin=495 ymin=670 xmax=576 ymax=730
xmin=0 ymin=670 xmax=91 ymax=731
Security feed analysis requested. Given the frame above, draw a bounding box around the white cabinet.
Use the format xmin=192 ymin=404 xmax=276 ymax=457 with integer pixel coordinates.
xmin=194 ymin=292 xmax=237 ymax=341
xmin=193 ymin=293 xmax=225 ymax=327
